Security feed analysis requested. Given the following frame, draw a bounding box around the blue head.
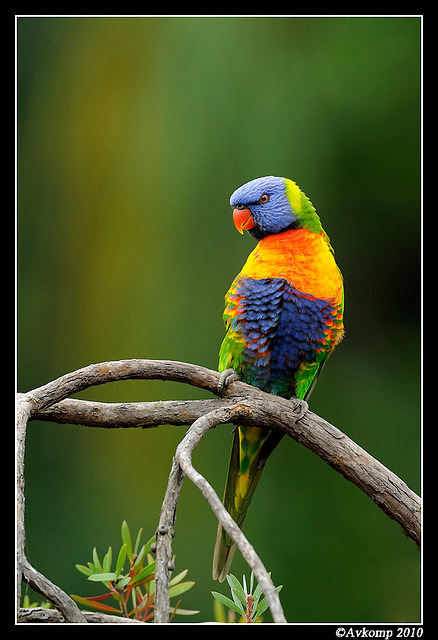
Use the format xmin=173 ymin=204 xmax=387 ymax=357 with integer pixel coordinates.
xmin=230 ymin=175 xmax=323 ymax=239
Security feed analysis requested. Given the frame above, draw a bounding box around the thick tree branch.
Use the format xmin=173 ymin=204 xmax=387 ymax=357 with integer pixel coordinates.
xmin=17 ymin=359 xmax=421 ymax=624
xmin=21 ymin=559 xmax=87 ymax=623
xmin=27 ymin=361 xmax=421 ymax=546
xmin=34 ymin=397 xmax=228 ymax=429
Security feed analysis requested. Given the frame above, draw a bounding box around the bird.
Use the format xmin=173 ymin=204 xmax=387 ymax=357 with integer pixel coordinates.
xmin=212 ymin=175 xmax=344 ymax=582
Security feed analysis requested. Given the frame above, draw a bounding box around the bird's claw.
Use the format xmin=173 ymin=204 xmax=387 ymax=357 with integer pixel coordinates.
xmin=291 ymin=397 xmax=308 ymax=422
xmin=217 ymin=368 xmax=239 ymax=393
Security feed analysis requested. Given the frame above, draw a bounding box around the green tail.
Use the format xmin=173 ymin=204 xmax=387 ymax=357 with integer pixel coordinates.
xmin=212 ymin=425 xmax=283 ymax=582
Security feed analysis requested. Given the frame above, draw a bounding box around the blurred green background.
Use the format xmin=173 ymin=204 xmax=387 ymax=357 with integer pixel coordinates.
xmin=17 ymin=16 xmax=421 ymax=623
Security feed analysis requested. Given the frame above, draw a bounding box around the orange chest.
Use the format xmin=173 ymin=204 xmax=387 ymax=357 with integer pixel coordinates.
xmin=239 ymin=228 xmax=343 ymax=303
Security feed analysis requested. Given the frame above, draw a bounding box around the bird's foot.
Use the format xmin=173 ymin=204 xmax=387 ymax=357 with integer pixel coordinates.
xmin=217 ymin=368 xmax=239 ymax=393
xmin=290 ymin=397 xmax=308 ymax=422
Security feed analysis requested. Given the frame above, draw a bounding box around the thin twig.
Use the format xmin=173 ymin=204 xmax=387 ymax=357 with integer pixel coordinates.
xmin=154 ymin=405 xmax=286 ymax=622
xmin=160 ymin=405 xmax=286 ymax=623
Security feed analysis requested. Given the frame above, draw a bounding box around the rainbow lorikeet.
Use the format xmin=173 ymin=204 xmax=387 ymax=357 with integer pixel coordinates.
xmin=212 ymin=176 xmax=344 ymax=582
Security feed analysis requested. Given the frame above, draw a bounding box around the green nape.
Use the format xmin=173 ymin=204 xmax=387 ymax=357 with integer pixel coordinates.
xmin=284 ymin=178 xmax=331 ymax=244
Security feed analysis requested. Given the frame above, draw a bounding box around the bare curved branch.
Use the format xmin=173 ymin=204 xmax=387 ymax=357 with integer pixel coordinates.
xmin=154 ymin=404 xmax=286 ymax=623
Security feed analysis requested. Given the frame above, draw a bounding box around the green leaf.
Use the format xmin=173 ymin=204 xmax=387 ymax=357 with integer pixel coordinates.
xmin=75 ymin=563 xmax=94 ymax=577
xmin=253 ymin=571 xmax=272 ymax=600
xmin=254 ymin=586 xmax=282 ymax=620
xmin=133 ymin=527 xmax=144 ymax=555
xmin=254 ymin=596 xmax=270 ymax=619
xmin=115 ymin=543 xmax=127 ymax=578
xmin=88 ymin=572 xmax=117 ymax=582
xmin=226 ymin=574 xmax=246 ymax=610
xmin=132 ymin=544 xmax=146 ymax=571
xmin=131 ymin=573 xmax=155 ymax=589
xmin=103 ymin=546 xmax=112 ymax=573
xmin=230 ymin=586 xmax=247 ymax=610
xmin=92 ymin=547 xmax=103 ymax=573
xmin=121 ymin=520 xmax=133 ymax=560
xmin=169 ymin=569 xmax=188 ymax=586
xmin=168 ymin=581 xmax=195 ymax=599
xmin=115 ymin=574 xmax=131 ymax=589
xmin=169 ymin=606 xmax=200 ymax=616
xmin=226 ymin=573 xmax=244 ymax=594
xmin=211 ymin=591 xmax=245 ymax=616
xmin=253 ymin=579 xmax=263 ymax=600
xmin=129 ymin=560 xmax=156 ymax=587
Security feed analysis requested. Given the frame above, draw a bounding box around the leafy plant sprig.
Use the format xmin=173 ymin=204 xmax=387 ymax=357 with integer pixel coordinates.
xmin=212 ymin=572 xmax=282 ymax=623
xmin=71 ymin=520 xmax=198 ymax=622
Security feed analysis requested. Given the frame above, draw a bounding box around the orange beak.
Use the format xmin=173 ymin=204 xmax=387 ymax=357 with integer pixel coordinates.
xmin=232 ymin=208 xmax=257 ymax=234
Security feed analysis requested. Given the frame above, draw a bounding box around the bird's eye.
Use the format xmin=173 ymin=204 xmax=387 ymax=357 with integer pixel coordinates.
xmin=259 ymin=193 xmax=270 ymax=204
